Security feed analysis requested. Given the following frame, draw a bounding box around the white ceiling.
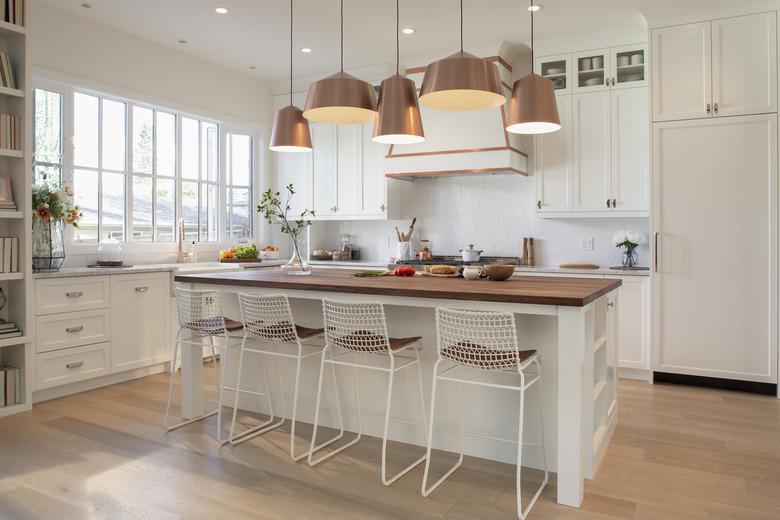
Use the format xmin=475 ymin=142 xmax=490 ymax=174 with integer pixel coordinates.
xmin=40 ymin=0 xmax=773 ymax=81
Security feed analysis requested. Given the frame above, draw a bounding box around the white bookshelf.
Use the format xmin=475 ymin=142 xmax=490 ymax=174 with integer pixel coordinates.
xmin=0 ymin=5 xmax=30 ymax=417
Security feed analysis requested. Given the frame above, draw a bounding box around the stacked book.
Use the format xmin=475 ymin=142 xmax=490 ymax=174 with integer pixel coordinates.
xmin=0 ymin=237 xmax=18 ymax=272
xmin=0 ymin=320 xmax=21 ymax=339
xmin=0 ymin=113 xmax=20 ymax=150
xmin=0 ymin=53 xmax=16 ymax=89
xmin=3 ymin=0 xmax=23 ymax=26
xmin=1 ymin=365 xmax=21 ymax=406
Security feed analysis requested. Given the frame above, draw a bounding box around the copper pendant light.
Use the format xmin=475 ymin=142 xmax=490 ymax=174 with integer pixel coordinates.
xmin=270 ymin=0 xmax=312 ymax=152
xmin=418 ymin=0 xmax=505 ymax=111
xmin=303 ymin=0 xmax=377 ymax=125
xmin=506 ymin=0 xmax=561 ymax=134
xmin=372 ymin=0 xmax=424 ymax=144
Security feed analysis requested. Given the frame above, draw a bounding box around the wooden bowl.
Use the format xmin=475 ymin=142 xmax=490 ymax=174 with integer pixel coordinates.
xmin=483 ymin=264 xmax=515 ymax=281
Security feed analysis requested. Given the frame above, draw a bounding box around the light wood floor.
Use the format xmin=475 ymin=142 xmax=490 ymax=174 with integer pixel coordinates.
xmin=1 ymin=369 xmax=779 ymax=520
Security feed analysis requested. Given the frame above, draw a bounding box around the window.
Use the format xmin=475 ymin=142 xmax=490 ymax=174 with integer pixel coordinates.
xmin=181 ymin=118 xmax=219 ymax=242
xmin=226 ymin=132 xmax=253 ymax=240
xmin=73 ymin=92 xmax=127 ymax=242
xmin=33 ymin=88 xmax=63 ymax=185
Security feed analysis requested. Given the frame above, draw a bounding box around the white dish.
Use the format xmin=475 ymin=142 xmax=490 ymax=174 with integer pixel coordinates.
xmin=584 ymin=77 xmax=602 ymax=86
xmin=623 ymin=74 xmax=643 ymax=82
xmin=546 ymin=67 xmax=564 ymax=75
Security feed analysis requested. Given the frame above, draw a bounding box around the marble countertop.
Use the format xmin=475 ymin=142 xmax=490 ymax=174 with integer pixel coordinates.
xmin=32 ymin=261 xmax=286 ymax=279
xmin=514 ymin=265 xmax=650 ymax=277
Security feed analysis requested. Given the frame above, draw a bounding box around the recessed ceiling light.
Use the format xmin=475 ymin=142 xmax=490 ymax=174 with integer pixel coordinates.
xmin=301 ymin=47 xmax=312 ymax=53
xmin=528 ymin=4 xmax=543 ymax=11
xmin=80 ymin=2 xmax=92 ymax=7
xmin=215 ymin=7 xmax=228 ymax=14
xmin=178 ymin=39 xmax=187 ymax=44
xmin=402 ymin=27 xmax=415 ymax=35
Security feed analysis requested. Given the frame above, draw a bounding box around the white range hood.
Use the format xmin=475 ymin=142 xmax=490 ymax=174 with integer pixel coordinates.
xmin=385 ymin=50 xmax=528 ymax=181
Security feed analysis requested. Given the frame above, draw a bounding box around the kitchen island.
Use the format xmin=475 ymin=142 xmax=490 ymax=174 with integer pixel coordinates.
xmin=174 ymin=268 xmax=621 ymax=508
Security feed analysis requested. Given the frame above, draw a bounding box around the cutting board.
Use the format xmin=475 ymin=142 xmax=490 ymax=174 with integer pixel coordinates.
xmin=559 ymin=263 xmax=600 ymax=269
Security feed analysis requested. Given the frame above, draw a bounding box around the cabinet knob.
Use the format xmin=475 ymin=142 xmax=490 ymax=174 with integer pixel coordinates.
xmin=607 ymin=301 xmax=614 ymax=308
xmin=537 ymin=200 xmax=542 ymax=210
xmin=706 ymin=103 xmax=712 ymax=114
xmin=612 ymin=198 xmax=616 ymax=208
xmin=380 ymin=204 xmax=386 ymax=211
xmin=713 ymin=102 xmax=719 ymax=113
xmin=606 ymin=199 xmax=611 ymax=208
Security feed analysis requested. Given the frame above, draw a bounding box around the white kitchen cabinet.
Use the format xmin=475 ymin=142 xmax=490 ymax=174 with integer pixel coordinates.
xmin=336 ymin=125 xmax=361 ymax=216
xmin=610 ymin=44 xmax=647 ymax=90
xmin=611 ymin=87 xmax=649 ymax=211
xmin=110 ymin=273 xmax=171 ymax=373
xmin=607 ymin=276 xmax=650 ymax=372
xmin=653 ymin=114 xmax=777 ymax=384
xmin=272 ymin=93 xmax=313 ymax=216
xmin=652 ymin=13 xmax=776 ymax=122
xmin=573 ymin=91 xmax=611 ymax=211
xmin=573 ymin=48 xmax=610 ymax=93
xmin=535 ymin=95 xmax=573 ymax=212
xmin=311 ymin=122 xmax=338 ymax=217
xmin=361 ymin=122 xmax=389 ymax=216
xmin=535 ymin=53 xmax=572 ymax=95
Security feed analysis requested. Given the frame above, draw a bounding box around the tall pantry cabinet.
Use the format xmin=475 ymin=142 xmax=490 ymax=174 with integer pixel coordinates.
xmin=652 ymin=11 xmax=779 ymax=388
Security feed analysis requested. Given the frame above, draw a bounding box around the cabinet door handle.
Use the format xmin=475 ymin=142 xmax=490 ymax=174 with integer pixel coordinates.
xmin=706 ymin=103 xmax=712 ymax=114
xmin=66 ymin=325 xmax=84 ymax=333
xmin=606 ymin=199 xmax=612 ymax=208
xmin=134 ymin=286 xmax=149 ymax=293
xmin=612 ymin=198 xmax=617 ymax=208
xmin=713 ymin=102 xmax=719 ymax=113
xmin=607 ymin=301 xmax=614 ymax=308
xmin=654 ymin=232 xmax=660 ymax=273
xmin=537 ymin=200 xmax=542 ymax=210
xmin=66 ymin=361 xmax=84 ymax=369
xmin=66 ymin=291 xmax=83 ymax=298
xmin=380 ymin=204 xmax=386 ymax=211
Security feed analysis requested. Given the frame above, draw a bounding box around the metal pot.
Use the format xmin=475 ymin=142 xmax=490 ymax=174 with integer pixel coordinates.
xmin=459 ymin=244 xmax=483 ymax=262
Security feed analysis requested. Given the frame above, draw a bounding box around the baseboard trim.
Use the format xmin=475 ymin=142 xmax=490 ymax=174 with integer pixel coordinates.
xmin=653 ymin=372 xmax=777 ymax=396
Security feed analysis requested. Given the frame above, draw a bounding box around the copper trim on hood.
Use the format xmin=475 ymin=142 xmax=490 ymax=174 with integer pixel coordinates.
xmin=386 ymin=166 xmax=527 ymax=181
xmin=386 ymin=145 xmax=527 ymax=159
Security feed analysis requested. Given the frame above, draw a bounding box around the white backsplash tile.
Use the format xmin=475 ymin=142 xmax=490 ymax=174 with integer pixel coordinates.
xmin=310 ymin=174 xmax=650 ymax=269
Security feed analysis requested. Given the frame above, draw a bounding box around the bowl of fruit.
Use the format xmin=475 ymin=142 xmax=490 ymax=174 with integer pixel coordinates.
xmin=259 ymin=245 xmax=280 ymax=260
xmin=219 ymin=244 xmax=260 ymax=262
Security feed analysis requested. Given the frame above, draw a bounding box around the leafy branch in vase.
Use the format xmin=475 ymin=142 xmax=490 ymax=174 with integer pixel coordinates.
xmin=257 ymin=184 xmax=315 ymax=238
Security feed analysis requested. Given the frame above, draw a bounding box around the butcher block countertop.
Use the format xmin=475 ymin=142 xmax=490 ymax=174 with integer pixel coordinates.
xmin=175 ymin=268 xmax=621 ymax=307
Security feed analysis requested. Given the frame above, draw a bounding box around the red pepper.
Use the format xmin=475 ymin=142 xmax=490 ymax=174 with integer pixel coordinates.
xmin=394 ymin=266 xmax=416 ymax=277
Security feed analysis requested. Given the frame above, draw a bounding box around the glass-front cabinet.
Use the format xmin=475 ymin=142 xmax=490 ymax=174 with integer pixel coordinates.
xmin=535 ymin=53 xmax=571 ymax=95
xmin=610 ymin=44 xmax=647 ymax=89
xmin=573 ymin=48 xmax=610 ymax=92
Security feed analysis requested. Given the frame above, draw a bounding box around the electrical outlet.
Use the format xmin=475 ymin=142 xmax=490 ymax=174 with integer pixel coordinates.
xmin=579 ymin=238 xmax=594 ymax=251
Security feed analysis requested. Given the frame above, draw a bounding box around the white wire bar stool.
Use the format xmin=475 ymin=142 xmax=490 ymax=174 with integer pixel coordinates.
xmin=421 ymin=307 xmax=548 ymax=520
xmin=229 ymin=293 xmax=333 ymax=460
xmin=164 ymin=287 xmax=245 ymax=443
xmin=308 ymin=299 xmax=428 ymax=486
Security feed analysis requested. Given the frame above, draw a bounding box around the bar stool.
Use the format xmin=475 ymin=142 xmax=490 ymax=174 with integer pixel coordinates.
xmin=308 ymin=299 xmax=428 ymax=486
xmin=229 ymin=293 xmax=339 ymax=461
xmin=421 ymin=307 xmax=548 ymax=520
xmin=164 ymin=287 xmax=244 ymax=443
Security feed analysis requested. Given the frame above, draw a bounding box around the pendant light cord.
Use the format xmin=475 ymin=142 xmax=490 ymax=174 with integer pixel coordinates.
xmin=530 ymin=0 xmax=534 ymax=64
xmin=289 ymin=0 xmax=293 ymax=105
xmin=340 ymin=0 xmax=344 ymax=73
xmin=460 ymin=0 xmax=463 ymax=54
xmin=396 ymin=0 xmax=400 ymax=75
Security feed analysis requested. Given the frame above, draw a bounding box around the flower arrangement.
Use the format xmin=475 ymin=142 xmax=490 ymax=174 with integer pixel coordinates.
xmin=613 ymin=230 xmax=646 ymax=268
xmin=32 ymin=182 xmax=82 ymax=227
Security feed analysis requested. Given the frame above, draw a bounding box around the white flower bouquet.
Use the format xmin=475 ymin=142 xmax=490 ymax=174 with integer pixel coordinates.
xmin=614 ymin=230 xmax=646 ymax=268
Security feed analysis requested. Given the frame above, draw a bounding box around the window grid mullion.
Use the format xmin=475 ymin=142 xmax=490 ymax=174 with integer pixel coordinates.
xmin=97 ymin=96 xmax=103 ymax=242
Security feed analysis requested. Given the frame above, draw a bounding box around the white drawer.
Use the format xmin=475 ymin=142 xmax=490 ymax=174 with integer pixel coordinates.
xmin=35 ymin=308 xmax=110 ymax=353
xmin=36 ymin=342 xmax=111 ymax=390
xmin=35 ymin=276 xmax=110 ymax=315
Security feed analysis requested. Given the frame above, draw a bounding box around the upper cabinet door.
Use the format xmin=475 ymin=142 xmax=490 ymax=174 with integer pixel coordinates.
xmin=611 ymin=87 xmax=649 ymax=211
xmin=572 ymin=91 xmax=611 ymax=211
xmin=536 ymin=53 xmax=572 ymax=95
xmin=311 ymin=123 xmax=338 ymax=217
xmin=712 ymin=12 xmax=777 ymax=118
xmin=652 ymin=22 xmax=712 ymax=122
xmin=535 ymin=95 xmax=573 ymax=212
xmin=573 ymin=48 xmax=610 ymax=92
xmin=335 ymin=125 xmax=361 ymax=216
xmin=361 ymin=122 xmax=387 ymax=216
xmin=610 ymin=44 xmax=648 ymax=90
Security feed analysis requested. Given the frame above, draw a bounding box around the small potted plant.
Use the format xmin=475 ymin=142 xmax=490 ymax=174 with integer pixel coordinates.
xmin=257 ymin=184 xmax=315 ymax=275
xmin=32 ymin=182 xmax=82 ymax=272
xmin=613 ymin=230 xmax=646 ymax=268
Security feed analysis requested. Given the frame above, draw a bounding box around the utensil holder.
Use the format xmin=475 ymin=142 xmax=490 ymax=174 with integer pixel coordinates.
xmin=396 ymin=241 xmax=411 ymax=261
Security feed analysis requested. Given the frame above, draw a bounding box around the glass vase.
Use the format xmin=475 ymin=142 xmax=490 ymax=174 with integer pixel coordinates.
xmin=281 ymin=234 xmax=311 ymax=276
xmin=621 ymin=248 xmax=638 ymax=268
xmin=32 ymin=219 xmax=65 ymax=272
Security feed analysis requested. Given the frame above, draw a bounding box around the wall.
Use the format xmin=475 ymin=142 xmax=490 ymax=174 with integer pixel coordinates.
xmin=29 ymin=1 xmax=275 ymax=266
xmin=310 ymin=175 xmax=650 ymax=268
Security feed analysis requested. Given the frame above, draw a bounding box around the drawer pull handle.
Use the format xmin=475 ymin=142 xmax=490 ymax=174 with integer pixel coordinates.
xmin=66 ymin=291 xmax=83 ymax=298
xmin=66 ymin=325 xmax=84 ymax=333
xmin=135 ymin=286 xmax=149 ymax=293
xmin=66 ymin=361 xmax=84 ymax=369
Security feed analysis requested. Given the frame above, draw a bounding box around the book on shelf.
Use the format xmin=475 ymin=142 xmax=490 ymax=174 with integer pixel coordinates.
xmin=0 ymin=113 xmax=20 ymax=151
xmin=1 ymin=365 xmax=21 ymax=406
xmin=0 ymin=320 xmax=20 ymax=338
xmin=0 ymin=237 xmax=18 ymax=273
xmin=0 ymin=52 xmax=16 ymax=89
xmin=3 ymin=0 xmax=24 ymax=27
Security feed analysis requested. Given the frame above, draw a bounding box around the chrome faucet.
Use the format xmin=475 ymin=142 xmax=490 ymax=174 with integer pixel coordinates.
xmin=177 ymin=218 xmax=190 ymax=263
